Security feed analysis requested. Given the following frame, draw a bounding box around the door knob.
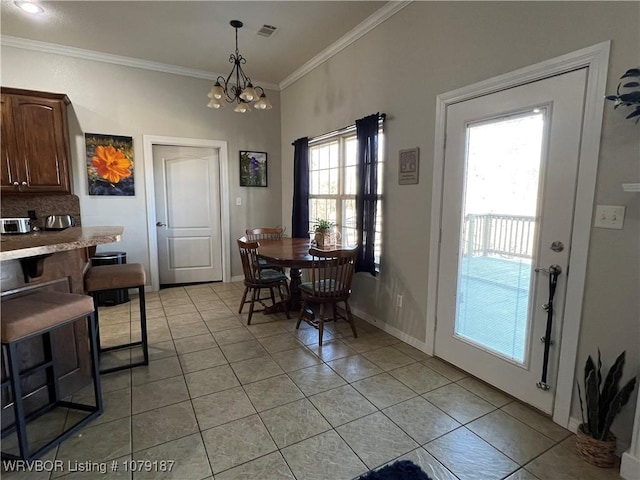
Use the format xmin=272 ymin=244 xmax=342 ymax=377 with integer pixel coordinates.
xmin=156 ymin=222 xmax=167 ymax=227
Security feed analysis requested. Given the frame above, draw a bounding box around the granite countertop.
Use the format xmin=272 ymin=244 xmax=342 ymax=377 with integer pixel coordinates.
xmin=0 ymin=226 xmax=123 ymax=261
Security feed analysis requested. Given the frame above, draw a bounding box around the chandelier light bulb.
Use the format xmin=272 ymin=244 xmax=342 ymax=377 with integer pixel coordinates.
xmin=254 ymin=93 xmax=272 ymax=110
xmin=209 ymin=82 xmax=225 ymax=100
xmin=239 ymin=83 xmax=258 ymax=102
xmin=233 ymin=102 xmax=251 ymax=113
xmin=207 ymin=98 xmax=224 ymax=109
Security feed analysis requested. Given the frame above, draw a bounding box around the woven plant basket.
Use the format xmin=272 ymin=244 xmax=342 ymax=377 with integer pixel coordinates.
xmin=576 ymin=423 xmax=617 ymax=468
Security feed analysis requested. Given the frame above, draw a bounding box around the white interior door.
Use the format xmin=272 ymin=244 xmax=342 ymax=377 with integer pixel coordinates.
xmin=435 ymin=68 xmax=588 ymax=414
xmin=153 ymin=145 xmax=222 ymax=285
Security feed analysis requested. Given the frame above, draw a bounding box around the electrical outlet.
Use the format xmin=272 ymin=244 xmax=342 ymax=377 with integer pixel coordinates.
xmin=235 ymin=197 xmax=242 ymax=206
xmin=594 ymin=205 xmax=625 ymax=230
xmin=396 ymin=294 xmax=403 ymax=308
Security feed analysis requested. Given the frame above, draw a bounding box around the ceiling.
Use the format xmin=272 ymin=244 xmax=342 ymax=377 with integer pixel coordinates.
xmin=0 ymin=1 xmax=389 ymax=88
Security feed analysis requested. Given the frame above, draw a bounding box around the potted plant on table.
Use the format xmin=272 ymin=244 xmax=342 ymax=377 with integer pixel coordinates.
xmin=312 ymin=218 xmax=335 ymax=248
xmin=576 ymin=350 xmax=637 ymax=468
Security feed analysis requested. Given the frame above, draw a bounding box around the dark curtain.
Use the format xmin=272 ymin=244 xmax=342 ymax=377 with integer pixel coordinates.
xmin=291 ymin=137 xmax=310 ymax=238
xmin=355 ymin=113 xmax=380 ymax=275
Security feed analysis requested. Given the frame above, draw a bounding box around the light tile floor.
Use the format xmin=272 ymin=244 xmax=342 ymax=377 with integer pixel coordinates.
xmin=1 ymin=282 xmax=623 ymax=480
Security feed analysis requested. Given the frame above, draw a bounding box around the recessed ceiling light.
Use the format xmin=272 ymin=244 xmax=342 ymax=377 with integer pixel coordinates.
xmin=14 ymin=1 xmax=44 ymax=15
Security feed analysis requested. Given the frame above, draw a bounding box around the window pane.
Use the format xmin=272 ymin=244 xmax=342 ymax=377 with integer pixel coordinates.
xmin=318 ymin=169 xmax=330 ymax=194
xmin=310 ymin=170 xmax=319 ymax=195
xmin=329 ymin=169 xmax=338 ymax=195
xmin=345 ymin=166 xmax=357 ymax=194
xmin=345 ymin=137 xmax=357 ymax=166
xmin=310 ymin=148 xmax=319 ymax=170
xmin=343 ymin=199 xmax=357 ymax=229
xmin=330 ymin=143 xmax=339 ymax=169
xmin=455 ymin=112 xmax=544 ymax=363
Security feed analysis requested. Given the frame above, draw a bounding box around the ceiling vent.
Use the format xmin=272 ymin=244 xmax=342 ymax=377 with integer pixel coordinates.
xmin=257 ymin=25 xmax=277 ymax=37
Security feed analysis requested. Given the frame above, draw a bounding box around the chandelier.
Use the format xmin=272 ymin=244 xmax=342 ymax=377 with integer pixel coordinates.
xmin=207 ymin=20 xmax=272 ymax=113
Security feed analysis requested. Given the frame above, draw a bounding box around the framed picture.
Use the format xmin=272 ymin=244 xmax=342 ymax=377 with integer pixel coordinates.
xmin=239 ymin=151 xmax=268 ymax=187
xmin=85 ymin=133 xmax=135 ymax=195
xmin=398 ymin=147 xmax=420 ymax=185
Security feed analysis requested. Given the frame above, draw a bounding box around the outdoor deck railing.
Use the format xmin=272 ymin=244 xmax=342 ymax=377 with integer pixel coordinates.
xmin=463 ymin=214 xmax=536 ymax=259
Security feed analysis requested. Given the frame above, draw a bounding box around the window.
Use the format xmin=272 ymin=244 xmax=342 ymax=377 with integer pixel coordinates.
xmin=308 ymin=127 xmax=384 ymax=267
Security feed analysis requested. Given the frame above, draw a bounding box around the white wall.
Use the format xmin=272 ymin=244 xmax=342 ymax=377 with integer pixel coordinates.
xmin=280 ymin=1 xmax=639 ymax=446
xmin=1 ymin=47 xmax=282 ymax=278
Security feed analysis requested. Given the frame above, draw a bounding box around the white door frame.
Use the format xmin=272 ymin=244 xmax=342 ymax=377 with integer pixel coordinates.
xmin=426 ymin=41 xmax=610 ymax=428
xmin=143 ymin=135 xmax=230 ymax=291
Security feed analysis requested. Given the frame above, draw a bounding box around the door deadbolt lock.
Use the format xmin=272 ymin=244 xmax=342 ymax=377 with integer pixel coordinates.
xmin=550 ymin=241 xmax=564 ymax=252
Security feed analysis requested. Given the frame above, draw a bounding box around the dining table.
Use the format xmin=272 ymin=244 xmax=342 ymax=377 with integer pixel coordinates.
xmin=257 ymin=237 xmax=315 ymax=311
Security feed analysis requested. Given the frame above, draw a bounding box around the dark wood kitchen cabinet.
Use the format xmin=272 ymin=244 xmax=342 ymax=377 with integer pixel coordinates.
xmin=1 ymin=87 xmax=72 ymax=194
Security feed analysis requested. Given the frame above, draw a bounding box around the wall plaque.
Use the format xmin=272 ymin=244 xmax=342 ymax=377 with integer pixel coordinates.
xmin=399 ymin=147 xmax=419 ymax=185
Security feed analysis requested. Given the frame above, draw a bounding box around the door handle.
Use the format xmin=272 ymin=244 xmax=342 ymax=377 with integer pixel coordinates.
xmin=535 ymin=265 xmax=562 ymax=275
xmin=156 ymin=222 xmax=167 ymax=227
xmin=536 ymin=264 xmax=562 ymax=391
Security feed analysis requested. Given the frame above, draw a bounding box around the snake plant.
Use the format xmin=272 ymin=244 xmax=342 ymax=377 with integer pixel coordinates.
xmin=605 ymin=68 xmax=640 ymax=123
xmin=577 ymin=350 xmax=637 ymax=440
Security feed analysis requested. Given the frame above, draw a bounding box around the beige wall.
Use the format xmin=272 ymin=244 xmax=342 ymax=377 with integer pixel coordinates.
xmin=280 ymin=2 xmax=639 ymax=445
xmin=1 ymin=47 xmax=282 ymax=278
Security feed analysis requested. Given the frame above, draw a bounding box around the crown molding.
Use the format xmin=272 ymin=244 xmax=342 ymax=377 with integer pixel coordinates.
xmin=279 ymin=1 xmax=412 ymax=90
xmin=0 ymin=35 xmax=280 ymax=91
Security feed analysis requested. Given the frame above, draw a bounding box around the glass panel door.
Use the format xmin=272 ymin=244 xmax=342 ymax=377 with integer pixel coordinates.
xmin=455 ymin=111 xmax=545 ymax=363
xmin=435 ymin=68 xmax=587 ymax=414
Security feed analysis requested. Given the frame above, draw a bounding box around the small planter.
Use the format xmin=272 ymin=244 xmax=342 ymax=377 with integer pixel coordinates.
xmin=314 ymin=231 xmax=329 ymax=247
xmin=575 ymin=423 xmax=617 ymax=468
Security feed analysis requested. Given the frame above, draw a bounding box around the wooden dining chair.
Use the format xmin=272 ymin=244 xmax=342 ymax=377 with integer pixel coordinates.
xmin=246 ymin=227 xmax=285 ymax=272
xmin=237 ymin=237 xmax=290 ymax=324
xmin=245 ymin=226 xmax=284 ymax=241
xmin=296 ymin=246 xmax=359 ymax=345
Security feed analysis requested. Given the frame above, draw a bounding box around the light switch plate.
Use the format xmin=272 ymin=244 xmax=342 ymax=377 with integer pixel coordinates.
xmin=594 ymin=205 xmax=625 ymax=230
xmin=235 ymin=197 xmax=242 ymax=206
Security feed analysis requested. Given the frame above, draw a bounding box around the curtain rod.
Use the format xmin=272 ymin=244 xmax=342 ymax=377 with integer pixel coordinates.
xmin=293 ymin=113 xmax=386 ymax=146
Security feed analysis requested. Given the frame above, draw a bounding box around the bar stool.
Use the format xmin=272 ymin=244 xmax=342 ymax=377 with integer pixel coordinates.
xmin=84 ymin=263 xmax=149 ymax=374
xmin=1 ymin=292 xmax=103 ymax=461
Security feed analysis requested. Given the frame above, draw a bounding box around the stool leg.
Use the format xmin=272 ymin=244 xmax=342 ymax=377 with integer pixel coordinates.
xmin=138 ymin=286 xmax=149 ymax=366
xmin=7 ymin=342 xmax=30 ymax=460
xmin=87 ymin=312 xmax=104 ymax=414
xmin=91 ymin=293 xmax=102 ymax=353
xmin=42 ymin=332 xmax=61 ymax=404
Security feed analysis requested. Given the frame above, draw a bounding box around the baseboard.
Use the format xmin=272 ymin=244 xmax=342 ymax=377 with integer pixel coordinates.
xmin=568 ymin=416 xmax=631 ymax=458
xmin=568 ymin=416 xmax=581 ymax=433
xmin=350 ymin=306 xmax=430 ymax=354
xmin=621 ymin=450 xmax=640 ymax=480
xmin=231 ymin=275 xmax=244 ymax=283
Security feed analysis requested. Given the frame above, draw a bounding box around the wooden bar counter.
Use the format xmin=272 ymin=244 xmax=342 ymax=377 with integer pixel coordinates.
xmin=1 ymin=226 xmax=123 ymax=429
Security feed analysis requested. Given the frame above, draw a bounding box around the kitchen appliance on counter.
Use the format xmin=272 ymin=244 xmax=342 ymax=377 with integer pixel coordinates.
xmin=44 ymin=215 xmax=75 ymax=231
xmin=0 ymin=218 xmax=31 ymax=234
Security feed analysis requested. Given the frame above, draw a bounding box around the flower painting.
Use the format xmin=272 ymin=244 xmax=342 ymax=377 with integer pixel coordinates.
xmin=86 ymin=133 xmax=135 ymax=196
xmin=239 ymin=151 xmax=268 ymax=187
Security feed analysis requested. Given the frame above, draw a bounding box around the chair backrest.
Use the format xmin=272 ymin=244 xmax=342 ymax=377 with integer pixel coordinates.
xmin=237 ymin=236 xmax=262 ymax=283
xmin=308 ymin=246 xmax=358 ymax=298
xmin=245 ymin=227 xmax=284 ymax=241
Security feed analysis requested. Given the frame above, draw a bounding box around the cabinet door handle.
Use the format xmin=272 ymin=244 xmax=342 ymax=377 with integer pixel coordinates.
xmin=21 ymin=181 xmax=27 ymax=186
xmin=13 ymin=181 xmax=19 ymax=186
